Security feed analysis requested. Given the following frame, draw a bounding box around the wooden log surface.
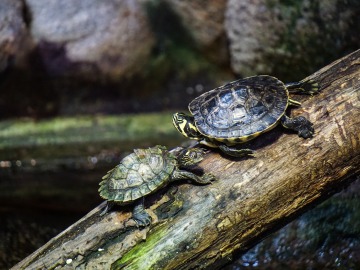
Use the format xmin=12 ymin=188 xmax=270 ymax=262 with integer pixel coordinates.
xmin=12 ymin=49 xmax=360 ymax=270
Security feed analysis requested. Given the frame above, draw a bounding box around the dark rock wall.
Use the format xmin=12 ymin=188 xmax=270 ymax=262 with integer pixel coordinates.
xmin=226 ymin=0 xmax=360 ymax=79
xmin=0 ymin=0 xmax=359 ymax=118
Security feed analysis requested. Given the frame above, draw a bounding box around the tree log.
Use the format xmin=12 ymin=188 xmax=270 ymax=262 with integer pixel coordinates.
xmin=12 ymin=50 xmax=360 ymax=270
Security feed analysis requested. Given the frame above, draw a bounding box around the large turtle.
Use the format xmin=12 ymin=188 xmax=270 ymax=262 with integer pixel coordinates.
xmin=99 ymin=145 xmax=214 ymax=226
xmin=173 ymin=75 xmax=319 ymax=157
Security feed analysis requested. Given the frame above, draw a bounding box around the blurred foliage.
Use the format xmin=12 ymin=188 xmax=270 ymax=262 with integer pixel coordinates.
xmin=0 ymin=112 xmax=184 ymax=161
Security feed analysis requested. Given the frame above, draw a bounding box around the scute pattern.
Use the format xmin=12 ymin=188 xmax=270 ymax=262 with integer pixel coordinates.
xmin=99 ymin=146 xmax=176 ymax=203
xmin=189 ymin=75 xmax=289 ymax=139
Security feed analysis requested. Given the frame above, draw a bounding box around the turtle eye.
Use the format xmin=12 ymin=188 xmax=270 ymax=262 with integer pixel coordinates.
xmin=186 ymin=149 xmax=204 ymax=163
xmin=188 ymin=151 xmax=197 ymax=159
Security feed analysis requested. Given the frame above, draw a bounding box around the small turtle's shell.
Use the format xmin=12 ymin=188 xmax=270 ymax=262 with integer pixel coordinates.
xmin=99 ymin=146 xmax=176 ymax=204
xmin=189 ymin=75 xmax=289 ymax=142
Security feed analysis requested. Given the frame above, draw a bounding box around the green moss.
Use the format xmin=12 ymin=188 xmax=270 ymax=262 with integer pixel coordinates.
xmin=111 ymin=225 xmax=169 ymax=270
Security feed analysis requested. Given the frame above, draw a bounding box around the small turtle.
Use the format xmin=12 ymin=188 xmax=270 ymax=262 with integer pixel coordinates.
xmin=99 ymin=145 xmax=214 ymax=226
xmin=173 ymin=75 xmax=319 ymax=157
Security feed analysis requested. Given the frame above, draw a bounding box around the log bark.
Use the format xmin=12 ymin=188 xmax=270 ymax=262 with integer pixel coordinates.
xmin=12 ymin=50 xmax=360 ymax=270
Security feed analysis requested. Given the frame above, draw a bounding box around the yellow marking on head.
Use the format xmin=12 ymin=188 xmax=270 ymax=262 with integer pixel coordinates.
xmin=178 ymin=122 xmax=188 ymax=137
xmin=172 ymin=112 xmax=202 ymax=140
xmin=172 ymin=113 xmax=187 ymax=137
xmin=188 ymin=123 xmax=198 ymax=134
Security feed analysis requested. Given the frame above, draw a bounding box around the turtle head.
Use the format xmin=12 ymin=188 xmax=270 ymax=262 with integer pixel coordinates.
xmin=177 ymin=147 xmax=206 ymax=167
xmin=172 ymin=112 xmax=202 ymax=140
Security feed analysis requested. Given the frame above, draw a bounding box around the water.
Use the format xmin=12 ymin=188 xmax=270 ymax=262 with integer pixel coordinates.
xmin=225 ymin=177 xmax=360 ymax=270
xmin=0 ymin=165 xmax=104 ymax=269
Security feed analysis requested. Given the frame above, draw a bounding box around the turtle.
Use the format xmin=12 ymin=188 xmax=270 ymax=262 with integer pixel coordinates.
xmin=98 ymin=145 xmax=215 ymax=226
xmin=172 ymin=75 xmax=319 ymax=157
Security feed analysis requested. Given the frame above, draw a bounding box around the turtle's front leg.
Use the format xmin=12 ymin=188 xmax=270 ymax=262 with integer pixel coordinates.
xmin=132 ymin=198 xmax=152 ymax=227
xmin=172 ymin=170 xmax=216 ymax=184
xmin=281 ymin=115 xmax=314 ymax=139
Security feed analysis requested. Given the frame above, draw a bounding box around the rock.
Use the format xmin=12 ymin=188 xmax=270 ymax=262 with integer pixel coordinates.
xmin=225 ymin=0 xmax=360 ymax=79
xmin=25 ymin=0 xmax=155 ymax=80
xmin=0 ymin=0 xmax=27 ymax=72
xmin=164 ymin=0 xmax=227 ymax=47
xmin=163 ymin=0 xmax=228 ymax=64
xmin=225 ymin=0 xmax=281 ymax=76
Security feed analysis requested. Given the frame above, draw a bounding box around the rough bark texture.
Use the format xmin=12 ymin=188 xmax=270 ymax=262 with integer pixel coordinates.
xmin=12 ymin=49 xmax=360 ymax=270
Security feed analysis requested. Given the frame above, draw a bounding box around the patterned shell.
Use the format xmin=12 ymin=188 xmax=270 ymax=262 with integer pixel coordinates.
xmin=189 ymin=75 xmax=289 ymax=139
xmin=99 ymin=146 xmax=176 ymax=204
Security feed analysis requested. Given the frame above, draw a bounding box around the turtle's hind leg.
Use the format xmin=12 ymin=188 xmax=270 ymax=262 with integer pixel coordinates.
xmin=285 ymin=79 xmax=319 ymax=95
xmin=132 ymin=198 xmax=152 ymax=227
xmin=218 ymin=145 xmax=254 ymax=158
xmin=201 ymin=139 xmax=254 ymax=158
xmin=281 ymin=115 xmax=314 ymax=139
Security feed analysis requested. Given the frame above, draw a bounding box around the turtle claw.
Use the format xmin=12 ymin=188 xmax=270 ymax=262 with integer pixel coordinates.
xmin=286 ymin=79 xmax=320 ymax=95
xmin=281 ymin=115 xmax=314 ymax=139
xmin=133 ymin=200 xmax=152 ymax=227
xmin=294 ymin=116 xmax=314 ymax=139
xmin=298 ymin=121 xmax=314 ymax=139
xmin=133 ymin=211 xmax=152 ymax=227
xmin=298 ymin=129 xmax=314 ymax=139
xmin=202 ymin=173 xmax=217 ymax=183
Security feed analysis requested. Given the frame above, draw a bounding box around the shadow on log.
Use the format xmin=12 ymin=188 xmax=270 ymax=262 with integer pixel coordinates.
xmin=12 ymin=50 xmax=360 ymax=269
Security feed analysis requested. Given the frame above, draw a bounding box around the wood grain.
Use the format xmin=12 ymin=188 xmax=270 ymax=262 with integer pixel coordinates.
xmin=12 ymin=49 xmax=360 ymax=270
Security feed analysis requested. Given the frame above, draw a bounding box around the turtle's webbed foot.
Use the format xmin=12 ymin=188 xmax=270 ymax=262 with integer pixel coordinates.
xmin=201 ymin=173 xmax=217 ymax=184
xmin=286 ymin=80 xmax=320 ymax=95
xmin=296 ymin=117 xmax=314 ymax=139
xmin=133 ymin=200 xmax=152 ymax=227
xmin=301 ymin=79 xmax=320 ymax=95
xmin=133 ymin=210 xmax=152 ymax=227
xmin=281 ymin=115 xmax=314 ymax=139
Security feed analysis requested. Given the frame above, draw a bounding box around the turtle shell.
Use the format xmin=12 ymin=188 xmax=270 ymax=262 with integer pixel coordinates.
xmin=98 ymin=146 xmax=176 ymax=204
xmin=189 ymin=75 xmax=289 ymax=141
